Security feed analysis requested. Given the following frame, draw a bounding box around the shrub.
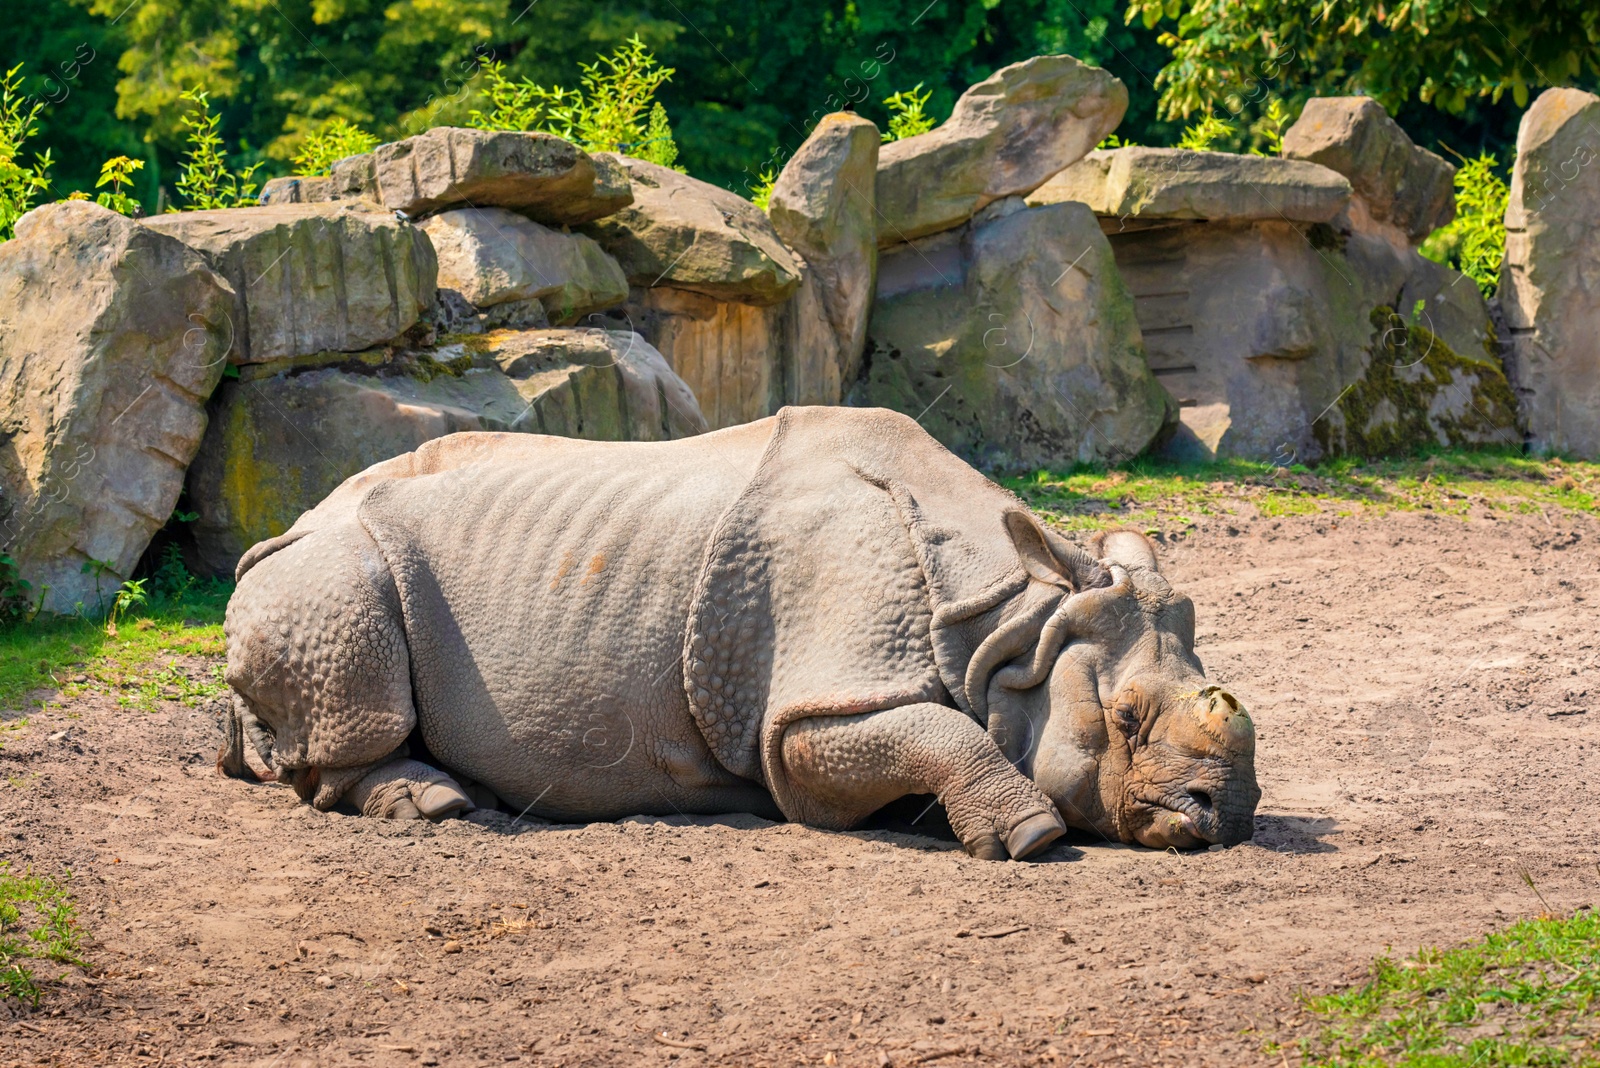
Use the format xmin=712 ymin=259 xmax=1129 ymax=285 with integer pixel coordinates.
xmin=71 ymin=155 xmax=143 ymax=216
xmin=749 ymin=164 xmax=778 ymax=210
xmin=173 ymin=88 xmax=262 ymax=210
xmin=0 ymin=63 xmax=53 ymax=241
xmin=292 ymin=117 xmax=379 ymax=177
xmin=468 ymin=35 xmax=682 ymax=170
xmin=1176 ymin=112 xmax=1233 ymax=151
xmin=1420 ymin=152 xmax=1508 ymax=297
xmin=881 ymin=83 xmax=935 ymax=142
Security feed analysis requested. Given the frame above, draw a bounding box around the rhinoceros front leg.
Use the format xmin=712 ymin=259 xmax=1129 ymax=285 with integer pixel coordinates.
xmin=779 ymin=703 xmax=1066 ymax=860
xmin=343 ymin=757 xmax=475 ymax=821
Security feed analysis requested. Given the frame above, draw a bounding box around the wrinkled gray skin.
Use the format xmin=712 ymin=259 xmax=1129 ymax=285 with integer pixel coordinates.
xmin=222 ymin=407 xmax=1260 ymax=858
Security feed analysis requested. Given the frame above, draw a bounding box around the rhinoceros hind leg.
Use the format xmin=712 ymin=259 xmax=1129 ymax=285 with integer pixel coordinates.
xmin=779 ymin=702 xmax=1066 ymax=861
xmin=345 ymin=757 xmax=475 ymax=821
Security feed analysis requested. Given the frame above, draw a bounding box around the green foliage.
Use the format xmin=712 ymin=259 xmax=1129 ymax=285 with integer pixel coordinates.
xmin=1096 ymin=133 xmax=1140 ymax=149
xmin=469 ymin=35 xmax=682 ymax=168
xmin=0 ymin=64 xmax=54 ymax=241
xmin=1126 ymin=0 xmax=1600 ymax=124
xmin=173 ymin=88 xmax=261 ymax=210
xmin=0 ymin=555 xmax=41 ymax=625
xmin=105 ymin=578 xmax=149 ymax=637
xmin=749 ymin=164 xmax=778 ymax=211
xmin=291 ymin=117 xmax=378 ymax=177
xmin=150 ymin=544 xmax=194 ymax=602
xmin=0 ymin=864 xmax=84 ymax=1006
xmin=1251 ymin=97 xmax=1291 ymax=156
xmin=91 ymin=155 xmax=143 ymax=215
xmin=882 ymin=83 xmax=936 ymax=143
xmin=1297 ymin=909 xmax=1600 ymax=1067
xmin=1176 ymin=112 xmax=1233 ymax=151
xmin=1420 ymin=153 xmax=1510 ymax=298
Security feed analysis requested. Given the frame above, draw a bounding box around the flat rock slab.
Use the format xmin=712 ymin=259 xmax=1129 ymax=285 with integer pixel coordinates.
xmin=1499 ymin=87 xmax=1600 ymax=459
xmin=580 ymin=158 xmax=801 ymax=306
xmin=875 ymin=54 xmax=1127 ymax=245
xmin=260 ymin=128 xmax=632 ymax=226
xmin=421 ymin=207 xmax=628 ymax=324
xmin=854 ymin=197 xmax=1173 ymax=470
xmin=144 ymin=203 xmax=436 ymax=364
xmin=1283 ymin=96 xmax=1456 ymax=241
xmin=186 ymin=329 xmax=705 ymax=574
xmin=0 ymin=201 xmax=234 ymax=612
xmin=1028 ymin=147 xmax=1350 ymax=224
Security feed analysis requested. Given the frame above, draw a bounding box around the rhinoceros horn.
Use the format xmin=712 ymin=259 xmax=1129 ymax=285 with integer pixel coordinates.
xmin=1192 ymin=685 xmax=1255 ymax=757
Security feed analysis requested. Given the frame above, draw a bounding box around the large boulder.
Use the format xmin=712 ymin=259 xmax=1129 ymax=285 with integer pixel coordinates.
xmin=185 ymin=331 xmax=705 ymax=573
xmin=874 ymin=54 xmax=1127 ymax=246
xmin=144 ymin=203 xmax=436 ymax=365
xmin=580 ymin=158 xmax=801 ymax=305
xmin=1282 ymin=97 xmax=1456 ymax=243
xmin=0 ymin=202 xmax=234 ymax=612
xmin=769 ymin=113 xmax=880 ymax=390
xmin=851 ymin=198 xmax=1173 ymax=470
xmin=1028 ymin=147 xmax=1350 ymax=223
xmin=259 ymin=128 xmax=632 ymax=225
xmin=1500 ymin=87 xmax=1600 ymax=458
xmin=420 ymin=207 xmax=628 ymax=324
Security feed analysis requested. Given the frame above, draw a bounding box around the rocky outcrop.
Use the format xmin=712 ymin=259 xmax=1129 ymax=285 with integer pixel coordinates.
xmin=420 ymin=207 xmax=628 ymax=324
xmin=874 ymin=54 xmax=1127 ymax=246
xmin=1028 ymin=147 xmax=1350 ymax=223
xmin=0 ymin=202 xmax=235 ymax=612
xmin=259 ymin=128 xmax=633 ymax=225
xmin=769 ymin=113 xmax=880 ymax=391
xmin=580 ymin=158 xmax=801 ymax=305
xmin=852 ymin=198 xmax=1172 ymax=470
xmin=186 ymin=330 xmax=705 ymax=573
xmin=1499 ymin=87 xmax=1600 ymax=458
xmin=1283 ymin=97 xmax=1456 ymax=243
xmin=144 ymin=203 xmax=436 ymax=365
xmin=1102 ymin=216 xmax=1514 ymax=462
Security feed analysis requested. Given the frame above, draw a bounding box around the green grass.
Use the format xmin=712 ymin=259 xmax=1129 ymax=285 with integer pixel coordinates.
xmin=1295 ymin=909 xmax=1600 ymax=1067
xmin=0 ymin=864 xmax=85 ymax=1006
xmin=1005 ymin=448 xmax=1600 ymax=534
xmin=0 ymin=583 xmax=231 ymax=718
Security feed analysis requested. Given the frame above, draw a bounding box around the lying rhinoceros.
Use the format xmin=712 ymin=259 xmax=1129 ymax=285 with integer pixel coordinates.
xmin=220 ymin=406 xmax=1260 ymax=858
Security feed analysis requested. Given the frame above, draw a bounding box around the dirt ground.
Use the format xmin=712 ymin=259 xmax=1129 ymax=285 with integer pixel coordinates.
xmin=2 ymin=500 xmax=1597 ymax=1067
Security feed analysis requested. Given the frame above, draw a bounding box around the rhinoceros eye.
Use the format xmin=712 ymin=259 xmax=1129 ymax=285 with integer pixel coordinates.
xmin=1112 ymin=697 xmax=1141 ymax=738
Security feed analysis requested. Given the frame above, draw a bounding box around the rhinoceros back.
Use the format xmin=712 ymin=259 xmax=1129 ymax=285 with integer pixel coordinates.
xmin=353 ymin=422 xmax=777 ymax=818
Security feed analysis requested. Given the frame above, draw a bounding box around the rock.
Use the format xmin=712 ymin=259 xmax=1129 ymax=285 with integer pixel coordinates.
xmin=1097 ymin=216 xmax=1513 ymax=462
xmin=769 ymin=113 xmax=880 ymax=388
xmin=874 ymin=54 xmax=1127 ymax=246
xmin=421 ymin=207 xmax=628 ymax=324
xmin=1282 ymin=97 xmax=1456 ymax=242
xmin=143 ymin=203 xmax=436 ymax=364
xmin=581 ymin=157 xmax=801 ymax=305
xmin=851 ymin=198 xmax=1173 ymax=470
xmin=0 ymin=202 xmax=234 ymax=612
xmin=1500 ymin=87 xmax=1600 ymax=458
xmin=259 ymin=128 xmax=632 ymax=225
xmin=186 ymin=331 xmax=705 ymax=573
xmin=610 ymin=264 xmax=842 ymax=431
xmin=1027 ymin=147 xmax=1350 ymax=224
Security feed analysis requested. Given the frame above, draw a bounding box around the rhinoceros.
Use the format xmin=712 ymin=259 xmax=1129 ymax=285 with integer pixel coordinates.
xmin=220 ymin=407 xmax=1260 ymax=858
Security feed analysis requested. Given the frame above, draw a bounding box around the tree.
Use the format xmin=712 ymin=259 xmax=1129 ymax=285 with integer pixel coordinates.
xmin=1127 ymin=0 xmax=1600 ymax=125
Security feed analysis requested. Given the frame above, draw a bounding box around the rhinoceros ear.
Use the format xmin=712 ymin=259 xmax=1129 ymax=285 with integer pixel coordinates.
xmin=1003 ymin=511 xmax=1105 ymax=592
xmin=1091 ymin=529 xmax=1160 ymax=573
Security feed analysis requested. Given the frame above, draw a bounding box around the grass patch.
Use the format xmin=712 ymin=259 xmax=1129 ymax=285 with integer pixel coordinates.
xmin=0 ymin=865 xmax=85 ymax=1006
xmin=1294 ymin=908 xmax=1600 ymax=1067
xmin=1006 ymin=447 xmax=1600 ymax=533
xmin=0 ymin=583 xmax=231 ymax=717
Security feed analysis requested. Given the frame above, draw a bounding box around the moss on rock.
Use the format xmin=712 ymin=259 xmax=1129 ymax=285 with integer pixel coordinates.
xmin=1314 ymin=306 xmax=1519 ymax=458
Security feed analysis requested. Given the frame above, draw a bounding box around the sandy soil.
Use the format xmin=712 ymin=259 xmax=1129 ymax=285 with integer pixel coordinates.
xmin=2 ymin=501 xmax=1596 ymax=1067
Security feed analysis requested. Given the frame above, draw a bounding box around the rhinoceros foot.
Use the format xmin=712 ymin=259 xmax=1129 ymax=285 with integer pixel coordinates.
xmin=345 ymin=757 xmax=475 ymax=821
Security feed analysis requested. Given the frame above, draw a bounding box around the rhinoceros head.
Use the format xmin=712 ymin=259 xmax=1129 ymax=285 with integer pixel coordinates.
xmin=977 ymin=520 xmax=1261 ymax=849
